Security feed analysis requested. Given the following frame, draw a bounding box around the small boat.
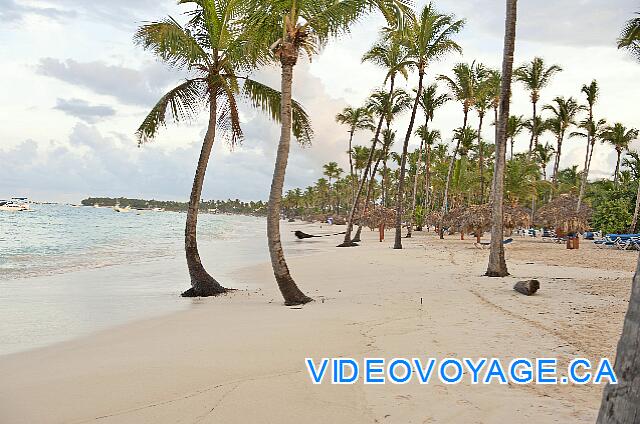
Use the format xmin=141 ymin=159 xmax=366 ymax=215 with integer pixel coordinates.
xmin=113 ymin=203 xmax=131 ymax=213
xmin=0 ymin=198 xmax=32 ymax=212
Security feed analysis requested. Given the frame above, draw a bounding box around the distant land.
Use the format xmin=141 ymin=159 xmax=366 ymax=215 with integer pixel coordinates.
xmin=81 ymin=197 xmax=268 ymax=216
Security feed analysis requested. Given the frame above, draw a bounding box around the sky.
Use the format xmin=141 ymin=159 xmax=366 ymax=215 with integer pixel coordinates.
xmin=1 ymin=0 xmax=638 ymax=203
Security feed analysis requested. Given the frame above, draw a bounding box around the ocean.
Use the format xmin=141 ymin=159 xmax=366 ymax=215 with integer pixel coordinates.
xmin=0 ymin=204 xmax=315 ymax=355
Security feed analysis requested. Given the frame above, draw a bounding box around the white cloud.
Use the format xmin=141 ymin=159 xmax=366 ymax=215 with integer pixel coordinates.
xmin=1 ymin=0 xmax=639 ymax=203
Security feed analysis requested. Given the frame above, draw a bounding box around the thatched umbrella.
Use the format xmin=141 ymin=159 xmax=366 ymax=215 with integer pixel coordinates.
xmin=442 ymin=206 xmax=468 ymax=239
xmin=361 ymin=206 xmax=396 ymax=230
xmin=535 ymin=194 xmax=592 ymax=235
xmin=458 ymin=203 xmax=531 ymax=242
xmin=424 ymin=210 xmax=443 ymax=229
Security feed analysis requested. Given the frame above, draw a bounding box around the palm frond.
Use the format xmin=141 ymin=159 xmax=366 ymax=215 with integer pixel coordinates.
xmin=242 ymin=78 xmax=314 ymax=145
xmin=618 ymin=13 xmax=640 ymax=60
xmin=134 ymin=18 xmax=209 ymax=70
xmin=136 ymin=78 xmax=208 ymax=145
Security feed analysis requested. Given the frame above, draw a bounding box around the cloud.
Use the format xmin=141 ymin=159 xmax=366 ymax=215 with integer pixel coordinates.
xmin=54 ymin=98 xmax=115 ymax=123
xmin=37 ymin=58 xmax=180 ymax=107
xmin=441 ymin=0 xmax=636 ymax=47
xmin=0 ymin=0 xmax=77 ymax=23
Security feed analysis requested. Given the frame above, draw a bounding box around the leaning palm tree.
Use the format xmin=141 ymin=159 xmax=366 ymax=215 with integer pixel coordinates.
xmin=506 ymin=115 xmax=526 ymax=159
xmin=543 ymin=96 xmax=584 ymax=183
xmin=486 ymin=0 xmax=517 ymax=278
xmin=438 ymin=61 xmax=485 ymax=215
xmin=248 ymin=0 xmax=408 ymax=302
xmin=602 ymin=123 xmax=639 ymax=183
xmin=135 ymin=1 xmax=310 ymax=297
xmin=598 ymin=14 xmax=640 ymax=421
xmin=514 ymin=57 xmax=562 ymax=151
xmin=336 ymin=106 xmax=375 ymax=198
xmin=392 ymin=3 xmax=464 ymax=248
xmin=352 ymin=90 xmax=410 ymax=243
xmin=341 ymin=30 xmax=411 ymax=246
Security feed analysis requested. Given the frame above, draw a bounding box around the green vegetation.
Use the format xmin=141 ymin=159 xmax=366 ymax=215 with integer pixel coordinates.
xmin=80 ymin=197 xmax=267 ymax=216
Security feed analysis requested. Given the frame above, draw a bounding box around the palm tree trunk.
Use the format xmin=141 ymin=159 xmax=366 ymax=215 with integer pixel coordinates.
xmin=443 ymin=110 xmax=468 ymax=213
xmin=494 ymin=106 xmax=499 ymax=143
xmin=354 ymin=155 xmax=383 ymax=242
xmin=348 ymin=129 xmax=356 ymax=202
xmin=267 ymin=54 xmax=312 ymax=306
xmin=614 ymin=151 xmax=622 ymax=183
xmin=630 ymin=180 xmax=640 ymax=233
xmin=394 ymin=71 xmax=425 ymax=249
xmin=552 ymin=133 xmax=564 ymax=184
xmin=577 ymin=136 xmax=591 ymax=212
xmin=597 ymin=254 xmax=640 ymax=423
xmin=423 ymin=143 xmax=432 ymax=211
xmin=510 ymin=137 xmax=515 ymax=160
xmin=407 ymin=137 xmax=425 ymax=237
xmin=182 ymin=93 xmax=228 ymax=297
xmin=486 ymin=0 xmax=517 ymax=277
xmin=478 ymin=113 xmax=485 ymax=203
xmin=529 ymin=100 xmax=536 ymax=152
xmin=422 ymin=119 xmax=431 ymax=213
xmin=341 ymin=113 xmax=384 ymax=246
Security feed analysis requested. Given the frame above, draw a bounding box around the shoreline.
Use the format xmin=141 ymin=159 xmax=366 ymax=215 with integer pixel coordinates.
xmin=0 ymin=225 xmax=634 ymax=423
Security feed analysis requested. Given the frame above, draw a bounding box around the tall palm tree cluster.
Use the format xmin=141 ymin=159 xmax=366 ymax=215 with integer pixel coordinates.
xmin=134 ymin=1 xmax=638 ymax=317
xmin=131 ymin=2 xmax=640 ymax=418
xmin=286 ymin=55 xmax=638 ymax=254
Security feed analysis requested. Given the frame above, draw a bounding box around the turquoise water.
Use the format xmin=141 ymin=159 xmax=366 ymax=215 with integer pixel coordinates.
xmin=0 ymin=204 xmax=264 ymax=280
xmin=0 ymin=204 xmax=314 ymax=355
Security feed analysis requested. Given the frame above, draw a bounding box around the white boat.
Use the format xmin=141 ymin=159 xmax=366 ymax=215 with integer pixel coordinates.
xmin=113 ymin=204 xmax=131 ymax=213
xmin=0 ymin=198 xmax=32 ymax=212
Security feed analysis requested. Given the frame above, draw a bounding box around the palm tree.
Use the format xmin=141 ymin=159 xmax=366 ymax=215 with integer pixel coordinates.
xmin=617 ymin=11 xmax=640 ymax=60
xmin=407 ymin=84 xmax=449 ymax=236
xmin=574 ymin=80 xmax=600 ymax=211
xmin=323 ymin=161 xmax=343 ymax=211
xmin=534 ymin=142 xmax=555 ymax=181
xmin=625 ymin=150 xmax=640 ymax=233
xmin=249 ymin=0 xmax=407 ymax=302
xmin=597 ymin=16 xmax=640 ymax=420
xmin=336 ymin=106 xmax=374 ymax=199
xmin=486 ymin=0 xmax=517 ymax=278
xmin=392 ymin=3 xmax=464 ymax=247
xmin=417 ymin=127 xmax=441 ymax=214
xmin=506 ymin=115 xmax=526 ymax=159
xmin=135 ymin=1 xmax=309 ymax=297
xmin=474 ymin=69 xmax=500 ymax=202
xmin=602 ymin=123 xmax=639 ymax=183
xmin=341 ymin=31 xmax=410 ymax=246
xmin=543 ymin=96 xmax=584 ymax=183
xmin=352 ymin=145 xmax=370 ymax=181
xmin=523 ymin=116 xmax=546 ymax=151
xmin=417 ymin=84 xmax=449 ymax=212
xmin=438 ymin=61 xmax=485 ymax=216
xmin=514 ymin=57 xmax=563 ymax=151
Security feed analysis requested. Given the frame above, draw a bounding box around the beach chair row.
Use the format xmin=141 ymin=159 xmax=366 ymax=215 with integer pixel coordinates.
xmin=594 ymin=234 xmax=640 ymax=250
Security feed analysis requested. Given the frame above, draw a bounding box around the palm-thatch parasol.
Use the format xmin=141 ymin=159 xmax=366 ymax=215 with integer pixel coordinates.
xmin=534 ymin=194 xmax=592 ymax=234
xmin=456 ymin=203 xmax=531 ymax=242
xmin=424 ymin=210 xmax=443 ymax=228
xmin=442 ymin=206 xmax=468 ymax=238
xmin=361 ymin=205 xmax=396 ymax=230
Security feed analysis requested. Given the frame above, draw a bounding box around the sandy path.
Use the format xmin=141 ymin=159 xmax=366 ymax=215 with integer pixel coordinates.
xmin=0 ymin=224 xmax=634 ymax=423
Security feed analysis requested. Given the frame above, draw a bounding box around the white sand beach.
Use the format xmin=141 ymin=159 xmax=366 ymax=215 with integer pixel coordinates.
xmin=0 ymin=223 xmax=635 ymax=424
